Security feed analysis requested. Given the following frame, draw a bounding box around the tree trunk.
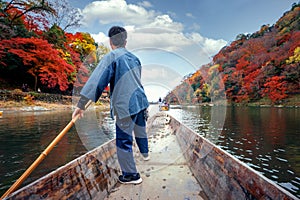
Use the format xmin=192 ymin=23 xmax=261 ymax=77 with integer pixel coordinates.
xmin=34 ymin=75 xmax=37 ymax=91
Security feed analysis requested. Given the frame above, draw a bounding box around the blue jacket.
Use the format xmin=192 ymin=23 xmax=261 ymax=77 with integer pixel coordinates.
xmin=78 ymin=47 xmax=149 ymax=119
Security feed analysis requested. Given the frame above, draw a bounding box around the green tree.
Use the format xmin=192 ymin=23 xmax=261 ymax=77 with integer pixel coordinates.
xmin=43 ymin=24 xmax=66 ymax=48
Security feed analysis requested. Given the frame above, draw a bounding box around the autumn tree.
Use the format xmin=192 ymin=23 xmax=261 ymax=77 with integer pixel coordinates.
xmin=0 ymin=0 xmax=55 ymax=38
xmin=67 ymin=32 xmax=96 ymax=58
xmin=263 ymin=76 xmax=288 ymax=103
xmin=0 ymin=37 xmax=75 ymax=91
xmin=65 ymin=32 xmax=110 ymax=91
xmin=43 ymin=24 xmax=66 ymax=48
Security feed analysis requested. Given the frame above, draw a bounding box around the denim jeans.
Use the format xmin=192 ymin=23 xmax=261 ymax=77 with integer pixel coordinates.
xmin=116 ymin=109 xmax=149 ymax=175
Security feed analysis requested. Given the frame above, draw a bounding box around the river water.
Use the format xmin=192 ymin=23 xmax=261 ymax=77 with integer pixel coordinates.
xmin=0 ymin=106 xmax=299 ymax=198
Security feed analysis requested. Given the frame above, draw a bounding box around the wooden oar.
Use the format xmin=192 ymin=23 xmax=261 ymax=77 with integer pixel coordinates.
xmin=1 ymin=100 xmax=92 ymax=199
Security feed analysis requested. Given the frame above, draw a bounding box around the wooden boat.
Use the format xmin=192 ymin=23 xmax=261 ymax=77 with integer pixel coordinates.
xmin=3 ymin=113 xmax=298 ymax=200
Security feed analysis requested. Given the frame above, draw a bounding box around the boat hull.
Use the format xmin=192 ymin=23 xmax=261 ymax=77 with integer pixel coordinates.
xmin=4 ymin=113 xmax=298 ymax=200
xmin=5 ymin=140 xmax=120 ymax=200
xmin=169 ymin=115 xmax=297 ymax=200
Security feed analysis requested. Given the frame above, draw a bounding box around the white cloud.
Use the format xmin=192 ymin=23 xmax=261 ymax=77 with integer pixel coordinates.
xmin=79 ymin=0 xmax=228 ymax=101
xmin=82 ymin=0 xmax=182 ymax=33
xmin=188 ymin=23 xmax=201 ymax=31
xmin=126 ymin=28 xmax=187 ymax=50
xmin=82 ymin=0 xmax=157 ymax=26
xmin=137 ymin=1 xmax=153 ymax=8
xmin=91 ymin=32 xmax=108 ymax=46
xmin=186 ymin=12 xmax=195 ymax=18
xmin=145 ymin=14 xmax=183 ymax=31
xmin=142 ymin=64 xmax=183 ymax=102
xmin=82 ymin=0 xmax=226 ymax=54
xmin=91 ymin=27 xmax=226 ymax=68
xmin=187 ymin=32 xmax=227 ymax=55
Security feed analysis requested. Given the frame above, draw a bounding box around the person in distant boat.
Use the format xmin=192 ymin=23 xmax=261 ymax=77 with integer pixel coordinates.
xmin=158 ymin=97 xmax=162 ymax=109
xmin=72 ymin=26 xmax=149 ymax=185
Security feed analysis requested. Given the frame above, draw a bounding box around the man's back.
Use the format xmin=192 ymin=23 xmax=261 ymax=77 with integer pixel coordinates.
xmin=110 ymin=48 xmax=148 ymax=119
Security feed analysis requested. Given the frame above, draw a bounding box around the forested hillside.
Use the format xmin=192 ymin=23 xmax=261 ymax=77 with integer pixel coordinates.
xmin=166 ymin=3 xmax=300 ymax=105
xmin=0 ymin=0 xmax=109 ymax=94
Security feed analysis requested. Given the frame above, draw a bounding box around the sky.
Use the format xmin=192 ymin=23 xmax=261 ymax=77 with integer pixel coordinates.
xmin=67 ymin=0 xmax=297 ymax=102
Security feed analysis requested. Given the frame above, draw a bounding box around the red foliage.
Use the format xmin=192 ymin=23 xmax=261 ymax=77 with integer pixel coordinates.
xmin=236 ymin=55 xmax=250 ymax=70
xmin=24 ymin=14 xmax=48 ymax=35
xmin=65 ymin=32 xmax=84 ymax=42
xmin=4 ymin=1 xmax=50 ymax=34
xmin=166 ymin=4 xmax=300 ymax=104
xmin=263 ymin=76 xmax=288 ymax=103
xmin=277 ymin=33 xmax=291 ymax=46
xmin=1 ymin=37 xmax=75 ymax=91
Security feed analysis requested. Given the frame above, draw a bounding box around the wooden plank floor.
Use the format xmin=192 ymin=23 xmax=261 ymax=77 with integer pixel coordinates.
xmin=105 ymin=114 xmax=207 ymax=200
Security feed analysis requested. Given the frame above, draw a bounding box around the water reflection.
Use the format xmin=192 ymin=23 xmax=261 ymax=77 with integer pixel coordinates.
xmin=168 ymin=106 xmax=300 ymax=198
xmin=75 ymin=108 xmax=115 ymax=150
xmin=221 ymin=107 xmax=300 ymax=196
xmin=168 ymin=105 xmax=225 ymax=143
xmin=0 ymin=106 xmax=299 ymax=198
xmin=0 ymin=109 xmax=114 ymax=196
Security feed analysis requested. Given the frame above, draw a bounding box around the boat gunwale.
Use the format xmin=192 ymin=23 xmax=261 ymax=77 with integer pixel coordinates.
xmin=4 ymin=138 xmax=119 ymax=200
xmin=167 ymin=114 xmax=298 ymax=200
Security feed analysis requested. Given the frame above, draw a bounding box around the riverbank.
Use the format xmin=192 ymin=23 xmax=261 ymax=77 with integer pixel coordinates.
xmin=1 ymin=98 xmax=300 ymax=113
xmin=1 ymin=90 xmax=299 ymax=113
xmin=178 ymin=95 xmax=300 ymax=108
xmin=0 ymin=100 xmax=110 ymax=112
xmin=0 ymin=100 xmax=72 ymax=112
xmin=0 ymin=90 xmax=110 ymax=112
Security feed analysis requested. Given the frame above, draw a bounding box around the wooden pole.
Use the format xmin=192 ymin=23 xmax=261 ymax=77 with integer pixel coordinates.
xmin=1 ymin=101 xmax=92 ymax=199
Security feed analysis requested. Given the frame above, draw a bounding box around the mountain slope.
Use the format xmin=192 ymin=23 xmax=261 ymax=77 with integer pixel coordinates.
xmin=166 ymin=3 xmax=300 ymax=105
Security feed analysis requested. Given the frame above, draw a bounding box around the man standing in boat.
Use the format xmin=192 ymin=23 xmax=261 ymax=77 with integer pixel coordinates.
xmin=72 ymin=26 xmax=150 ymax=184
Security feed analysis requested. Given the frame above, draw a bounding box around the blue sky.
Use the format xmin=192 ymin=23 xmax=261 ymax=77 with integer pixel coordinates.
xmin=69 ymin=0 xmax=296 ymax=41
xmin=68 ymin=0 xmax=297 ymax=101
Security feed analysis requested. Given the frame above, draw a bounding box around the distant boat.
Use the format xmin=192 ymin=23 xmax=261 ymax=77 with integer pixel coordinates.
xmin=159 ymin=102 xmax=170 ymax=111
xmin=2 ymin=113 xmax=297 ymax=200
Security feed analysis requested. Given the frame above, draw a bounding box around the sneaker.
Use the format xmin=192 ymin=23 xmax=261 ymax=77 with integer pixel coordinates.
xmin=118 ymin=173 xmax=143 ymax=184
xmin=142 ymin=154 xmax=150 ymax=161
